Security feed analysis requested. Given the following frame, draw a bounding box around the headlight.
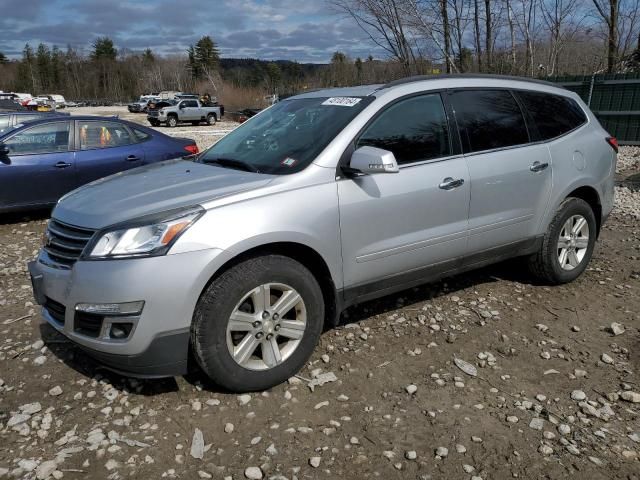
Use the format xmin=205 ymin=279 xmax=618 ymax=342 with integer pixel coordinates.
xmin=87 ymin=207 xmax=204 ymax=259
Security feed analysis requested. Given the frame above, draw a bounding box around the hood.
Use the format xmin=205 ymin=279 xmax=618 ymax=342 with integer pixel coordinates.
xmin=53 ymin=159 xmax=274 ymax=229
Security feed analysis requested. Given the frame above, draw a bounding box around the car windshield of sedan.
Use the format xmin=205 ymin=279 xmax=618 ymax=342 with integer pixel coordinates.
xmin=198 ymin=96 xmax=373 ymax=174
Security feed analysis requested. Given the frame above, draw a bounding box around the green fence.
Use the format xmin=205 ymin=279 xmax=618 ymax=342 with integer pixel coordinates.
xmin=546 ymin=73 xmax=640 ymax=145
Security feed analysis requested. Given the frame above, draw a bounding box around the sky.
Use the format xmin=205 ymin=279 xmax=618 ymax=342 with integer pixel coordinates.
xmin=0 ymin=0 xmax=380 ymax=63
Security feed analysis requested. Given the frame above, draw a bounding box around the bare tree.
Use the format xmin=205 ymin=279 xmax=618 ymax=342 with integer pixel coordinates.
xmin=485 ymin=0 xmax=493 ymax=70
xmin=474 ymin=0 xmax=484 ymax=70
xmin=506 ymin=0 xmax=517 ymax=72
xmin=330 ymin=0 xmax=417 ymax=74
xmin=592 ymin=0 xmax=619 ymax=72
xmin=540 ymin=0 xmax=584 ymax=75
xmin=449 ymin=0 xmax=474 ymax=71
xmin=441 ymin=0 xmax=452 ymax=72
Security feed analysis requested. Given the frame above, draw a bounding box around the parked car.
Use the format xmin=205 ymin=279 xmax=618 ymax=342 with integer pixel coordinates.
xmin=36 ymin=95 xmax=66 ymax=109
xmin=0 ymin=116 xmax=198 ymax=213
xmin=0 ymin=111 xmax=70 ymax=135
xmin=148 ymin=99 xmax=222 ymax=127
xmin=0 ymin=96 xmax=27 ymax=112
xmin=128 ymin=95 xmax=156 ymax=113
xmin=28 ymin=75 xmax=616 ymax=391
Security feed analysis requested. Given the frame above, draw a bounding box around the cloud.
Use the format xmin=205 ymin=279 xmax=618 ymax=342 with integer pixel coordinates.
xmin=0 ymin=0 xmax=382 ymax=62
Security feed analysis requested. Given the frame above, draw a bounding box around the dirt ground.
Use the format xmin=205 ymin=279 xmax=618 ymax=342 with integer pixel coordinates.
xmin=0 ymin=134 xmax=639 ymax=479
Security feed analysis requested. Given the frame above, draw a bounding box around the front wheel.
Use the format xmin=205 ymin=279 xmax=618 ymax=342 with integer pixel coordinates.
xmin=191 ymin=255 xmax=324 ymax=392
xmin=528 ymin=197 xmax=597 ymax=284
xmin=167 ymin=116 xmax=178 ymax=128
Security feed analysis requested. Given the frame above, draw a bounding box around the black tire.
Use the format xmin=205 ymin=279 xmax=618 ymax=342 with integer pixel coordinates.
xmin=149 ymin=120 xmax=159 ymax=127
xmin=167 ymin=115 xmax=178 ymax=128
xmin=191 ymin=255 xmax=324 ymax=392
xmin=206 ymin=113 xmax=216 ymax=126
xmin=528 ymin=197 xmax=597 ymax=284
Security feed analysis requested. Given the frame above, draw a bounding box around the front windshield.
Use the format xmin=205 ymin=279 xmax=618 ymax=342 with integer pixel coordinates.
xmin=199 ymin=96 xmax=373 ymax=174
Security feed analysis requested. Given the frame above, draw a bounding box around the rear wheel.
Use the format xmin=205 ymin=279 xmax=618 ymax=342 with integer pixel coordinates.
xmin=167 ymin=115 xmax=178 ymax=128
xmin=528 ymin=197 xmax=597 ymax=284
xmin=191 ymin=255 xmax=324 ymax=392
xmin=206 ymin=113 xmax=216 ymax=126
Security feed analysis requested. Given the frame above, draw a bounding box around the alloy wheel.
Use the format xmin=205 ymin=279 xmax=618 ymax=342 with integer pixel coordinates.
xmin=226 ymin=283 xmax=307 ymax=371
xmin=557 ymin=214 xmax=589 ymax=271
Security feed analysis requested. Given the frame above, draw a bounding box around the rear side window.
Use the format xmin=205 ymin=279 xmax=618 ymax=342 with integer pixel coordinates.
xmin=356 ymin=93 xmax=450 ymax=164
xmin=450 ymin=89 xmax=529 ymax=153
xmin=132 ymin=128 xmax=152 ymax=142
xmin=517 ymin=91 xmax=587 ymax=140
xmin=79 ymin=121 xmax=134 ymax=149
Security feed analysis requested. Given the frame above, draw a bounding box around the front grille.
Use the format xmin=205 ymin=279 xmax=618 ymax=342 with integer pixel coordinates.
xmin=74 ymin=312 xmax=103 ymax=338
xmin=44 ymin=297 xmax=66 ymax=325
xmin=43 ymin=220 xmax=95 ymax=267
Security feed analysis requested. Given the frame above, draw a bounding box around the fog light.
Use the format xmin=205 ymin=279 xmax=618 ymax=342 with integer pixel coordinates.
xmin=75 ymin=301 xmax=144 ymax=316
xmin=109 ymin=323 xmax=133 ymax=339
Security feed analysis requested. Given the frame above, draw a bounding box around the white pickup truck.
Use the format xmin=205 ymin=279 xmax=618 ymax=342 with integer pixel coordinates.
xmin=148 ymin=99 xmax=222 ymax=127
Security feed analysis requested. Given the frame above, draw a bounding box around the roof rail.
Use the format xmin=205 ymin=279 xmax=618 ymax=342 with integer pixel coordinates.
xmin=380 ymin=73 xmax=563 ymax=90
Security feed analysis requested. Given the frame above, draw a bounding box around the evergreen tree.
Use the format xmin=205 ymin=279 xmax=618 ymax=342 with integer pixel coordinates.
xmin=0 ymin=52 xmax=8 ymax=65
xmin=188 ymin=36 xmax=220 ymax=80
xmin=36 ymin=43 xmax=51 ymax=91
xmin=142 ymin=48 xmax=155 ymax=63
xmin=91 ymin=37 xmax=117 ymax=61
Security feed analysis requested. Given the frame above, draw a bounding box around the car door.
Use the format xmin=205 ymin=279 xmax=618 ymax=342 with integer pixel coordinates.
xmin=74 ymin=120 xmax=145 ymax=186
xmin=448 ymin=89 xmax=553 ymax=257
xmin=0 ymin=121 xmax=75 ymax=208
xmin=338 ymin=92 xmax=470 ymax=295
xmin=184 ymin=100 xmax=199 ymax=121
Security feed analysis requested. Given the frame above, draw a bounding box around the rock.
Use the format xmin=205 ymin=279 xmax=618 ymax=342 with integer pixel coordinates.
xmin=308 ymin=371 xmax=338 ymax=391
xmin=238 ymin=394 xmax=251 ymax=405
xmin=620 ymin=391 xmax=640 ymax=403
xmin=506 ymin=415 xmax=519 ymax=423
xmin=435 ymin=447 xmax=448 ymax=458
xmin=244 ymin=466 xmax=263 ymax=479
xmin=454 ymin=358 xmax=478 ymax=377
xmin=224 ymin=423 xmax=234 ymax=434
xmin=36 ymin=460 xmax=57 ymax=480
xmin=31 ymin=340 xmax=45 ymax=350
xmin=105 ymin=459 xmax=119 ymax=471
xmin=18 ymin=460 xmax=38 ymax=472
xmin=566 ymin=444 xmax=580 ymax=455
xmin=34 ymin=355 xmax=47 ymax=365
xmin=529 ymin=418 xmax=544 ymax=430
xmin=315 ymin=401 xmax=329 ymax=410
xmin=601 ymin=353 xmax=614 ymax=364
xmin=455 ymin=444 xmax=467 ymax=454
xmin=7 ymin=413 xmax=30 ymax=427
xmin=266 ymin=443 xmax=277 ymax=456
xmin=406 ymin=384 xmax=418 ymax=394
xmin=558 ymin=424 xmax=571 ymax=436
xmin=589 ymin=456 xmax=603 ymax=466
xmin=48 ymin=386 xmax=63 ymax=396
xmin=309 ymin=457 xmax=321 ymax=468
xmin=20 ymin=402 xmax=42 ymax=415
xmin=190 ymin=428 xmax=205 ymax=459
xmin=463 ymin=464 xmax=475 ymax=473
xmin=538 ymin=445 xmax=553 ymax=455
xmin=405 ymin=450 xmax=417 ymax=460
xmin=198 ymin=471 xmax=212 ymax=479
xmin=571 ymin=390 xmax=586 ymax=401
xmin=609 ymin=322 xmax=625 ymax=336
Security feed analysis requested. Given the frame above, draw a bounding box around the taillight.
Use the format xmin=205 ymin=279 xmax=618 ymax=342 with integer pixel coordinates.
xmin=184 ymin=144 xmax=199 ymax=155
xmin=606 ymin=136 xmax=618 ymax=153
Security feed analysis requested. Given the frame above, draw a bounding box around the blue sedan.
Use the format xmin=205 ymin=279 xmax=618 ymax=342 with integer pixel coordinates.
xmin=0 ymin=116 xmax=199 ymax=213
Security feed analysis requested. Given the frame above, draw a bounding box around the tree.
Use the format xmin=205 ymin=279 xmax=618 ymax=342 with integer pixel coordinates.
xmin=440 ymin=0 xmax=452 ymax=73
xmin=485 ymin=0 xmax=493 ymax=71
xmin=91 ymin=37 xmax=117 ymax=61
xmin=142 ymin=48 xmax=155 ymax=63
xmin=592 ymin=0 xmax=619 ymax=73
xmin=264 ymin=62 xmax=282 ymax=93
xmin=188 ymin=36 xmax=220 ymax=89
xmin=0 ymin=52 xmax=8 ymax=65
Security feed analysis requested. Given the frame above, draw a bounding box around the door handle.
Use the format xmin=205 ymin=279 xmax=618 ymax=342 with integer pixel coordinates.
xmin=439 ymin=177 xmax=465 ymax=190
xmin=126 ymin=155 xmax=141 ymax=162
xmin=530 ymin=161 xmax=549 ymax=172
xmin=54 ymin=161 xmax=71 ymax=169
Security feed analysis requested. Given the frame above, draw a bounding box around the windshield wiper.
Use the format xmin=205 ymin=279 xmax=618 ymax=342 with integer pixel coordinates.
xmin=200 ymin=157 xmax=260 ymax=173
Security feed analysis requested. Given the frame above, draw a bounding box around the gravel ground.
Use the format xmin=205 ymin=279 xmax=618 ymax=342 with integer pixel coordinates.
xmin=0 ymin=137 xmax=639 ymax=479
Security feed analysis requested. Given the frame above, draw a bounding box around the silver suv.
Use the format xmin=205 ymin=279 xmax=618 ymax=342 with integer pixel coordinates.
xmin=29 ymin=75 xmax=617 ymax=392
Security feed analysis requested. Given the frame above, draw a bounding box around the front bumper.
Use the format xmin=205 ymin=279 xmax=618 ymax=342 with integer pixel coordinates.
xmin=28 ymin=247 xmax=225 ymax=377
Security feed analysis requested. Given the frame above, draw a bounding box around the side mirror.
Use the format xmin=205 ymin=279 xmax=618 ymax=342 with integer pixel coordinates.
xmin=349 ymin=146 xmax=399 ymax=174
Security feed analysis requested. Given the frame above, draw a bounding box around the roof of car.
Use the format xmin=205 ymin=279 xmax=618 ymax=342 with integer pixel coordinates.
xmin=291 ymin=74 xmax=566 ymax=100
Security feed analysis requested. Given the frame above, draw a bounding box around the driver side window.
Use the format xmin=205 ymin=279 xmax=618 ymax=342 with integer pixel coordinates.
xmin=356 ymin=93 xmax=451 ymax=165
xmin=4 ymin=122 xmax=70 ymax=155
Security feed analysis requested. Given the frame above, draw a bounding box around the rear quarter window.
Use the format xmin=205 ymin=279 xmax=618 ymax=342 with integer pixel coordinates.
xmin=516 ymin=91 xmax=587 ymax=140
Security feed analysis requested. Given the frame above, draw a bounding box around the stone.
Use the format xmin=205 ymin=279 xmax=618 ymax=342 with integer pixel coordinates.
xmin=48 ymin=386 xmax=62 ymax=396
xmin=453 ymin=358 xmax=478 ymax=377
xmin=406 ymin=384 xmax=418 ymax=394
xmin=36 ymin=461 xmax=57 ymax=480
xmin=601 ymin=353 xmax=614 ymax=364
xmin=405 ymin=450 xmax=417 ymax=460
xmin=309 ymin=457 xmax=321 ymax=468
xmin=34 ymin=356 xmax=47 ymax=365
xmin=538 ymin=445 xmax=553 ymax=455
xmin=224 ymin=423 xmax=234 ymax=434
xmin=435 ymin=447 xmax=448 ymax=458
xmin=558 ymin=424 xmax=571 ymax=435
xmin=506 ymin=416 xmax=519 ymax=423
xmin=8 ymin=413 xmax=30 ymax=427
xmin=455 ymin=444 xmax=467 ymax=454
xmin=238 ymin=394 xmax=251 ymax=405
xmin=571 ymin=390 xmax=586 ymax=401
xmin=610 ymin=323 xmax=625 ymax=336
xmin=244 ymin=466 xmax=263 ymax=479
xmin=620 ymin=391 xmax=640 ymax=403
xmin=190 ymin=429 xmax=204 ymax=459
xmin=529 ymin=418 xmax=544 ymax=430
